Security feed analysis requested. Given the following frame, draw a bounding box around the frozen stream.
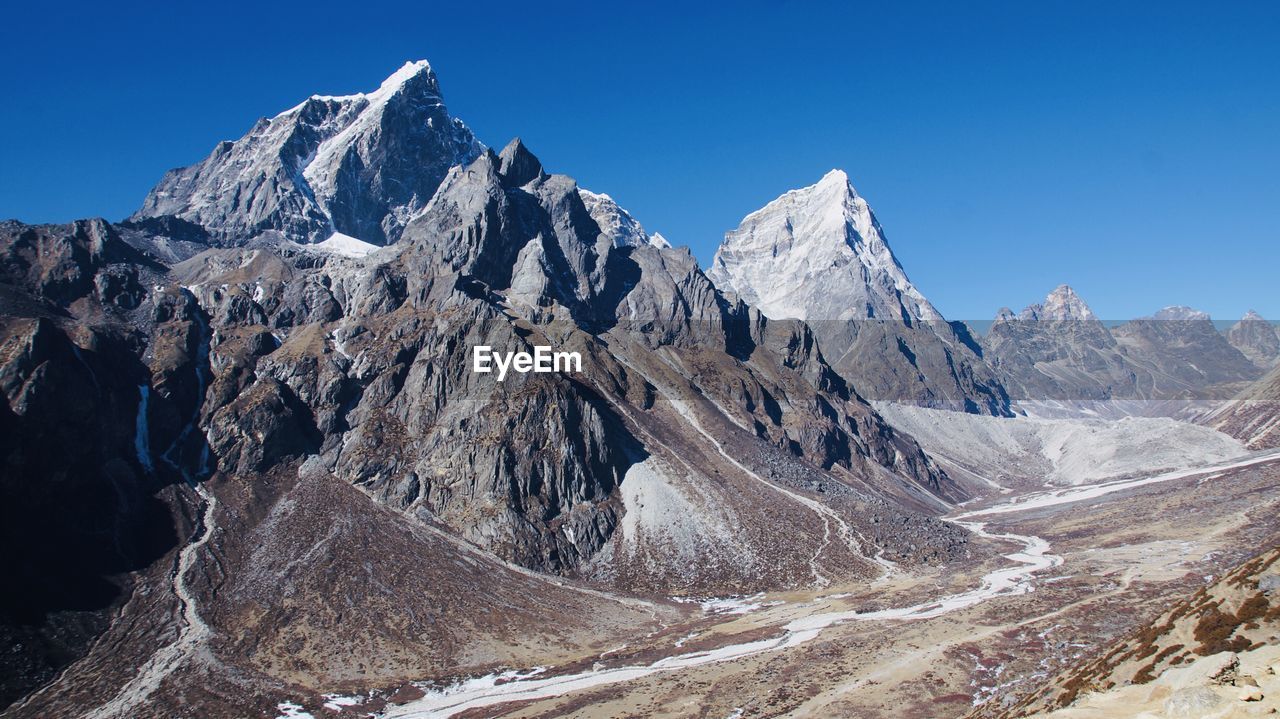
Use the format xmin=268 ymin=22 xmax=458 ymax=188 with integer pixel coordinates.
xmin=368 ymin=449 xmax=1280 ymax=719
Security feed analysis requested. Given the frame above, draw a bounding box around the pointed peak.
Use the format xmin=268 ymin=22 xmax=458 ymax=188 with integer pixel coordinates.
xmin=1040 ymin=284 xmax=1096 ymax=321
xmin=739 ymin=168 xmax=862 ymax=228
xmin=368 ymin=60 xmax=441 ymax=105
xmin=813 ymin=168 xmax=859 ymax=199
xmin=818 ymin=168 xmax=850 ymax=185
xmin=1242 ymin=309 xmax=1267 ymax=322
xmin=279 ymin=60 xmax=440 ymax=118
xmin=649 ymin=232 xmax=672 ymax=249
xmin=497 ymin=137 xmax=545 ymax=187
xmin=995 ymin=307 xmax=1017 ymax=322
xmin=380 ymin=60 xmax=434 ymax=87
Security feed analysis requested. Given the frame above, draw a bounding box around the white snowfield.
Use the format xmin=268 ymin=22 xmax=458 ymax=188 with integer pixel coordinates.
xmin=875 ymin=403 xmax=1248 ymax=488
xmin=302 ymin=231 xmax=382 ymax=258
xmin=373 ymin=423 xmax=1280 ymax=719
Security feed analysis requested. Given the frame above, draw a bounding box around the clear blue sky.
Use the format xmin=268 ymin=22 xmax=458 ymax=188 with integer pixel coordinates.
xmin=2 ymin=1 xmax=1277 ymax=321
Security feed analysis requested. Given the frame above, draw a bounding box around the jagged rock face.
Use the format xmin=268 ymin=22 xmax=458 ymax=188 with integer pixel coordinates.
xmin=578 ymin=187 xmax=669 ymax=248
xmin=134 ymin=61 xmax=481 ymax=246
xmin=985 ymin=285 xmax=1141 ymax=401
xmin=985 ymin=289 xmax=1265 ymax=404
xmin=1111 ymin=307 xmax=1262 ymax=395
xmin=230 ymin=145 xmax=957 ymax=579
xmin=708 ymin=170 xmax=1010 ymax=415
xmin=0 ymin=219 xmax=152 ymax=309
xmin=1227 ymin=310 xmax=1280 ymax=369
xmin=0 ymin=138 xmax=953 ymax=600
xmin=0 ymin=221 xmax=220 ymax=708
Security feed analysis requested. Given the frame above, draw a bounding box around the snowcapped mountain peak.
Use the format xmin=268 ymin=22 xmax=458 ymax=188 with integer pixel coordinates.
xmin=1242 ymin=309 xmax=1267 ymax=322
xmin=376 ymin=59 xmax=436 ymax=94
xmin=817 ymin=167 xmax=851 ymax=188
xmin=708 ymin=169 xmax=940 ymax=323
xmin=276 ymin=60 xmax=439 ymax=119
xmin=578 ymin=188 xmax=667 ymax=249
xmin=134 ymin=60 xmax=481 ymax=246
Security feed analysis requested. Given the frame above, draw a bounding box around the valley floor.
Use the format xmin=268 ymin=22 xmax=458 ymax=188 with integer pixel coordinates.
xmin=279 ymin=413 xmax=1280 ymax=719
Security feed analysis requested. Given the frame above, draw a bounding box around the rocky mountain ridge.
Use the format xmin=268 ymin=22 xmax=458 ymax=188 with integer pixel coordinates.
xmin=984 ymin=285 xmax=1264 ymax=405
xmin=1227 ymin=310 xmax=1280 ymax=369
xmin=0 ymin=63 xmax=974 ymax=716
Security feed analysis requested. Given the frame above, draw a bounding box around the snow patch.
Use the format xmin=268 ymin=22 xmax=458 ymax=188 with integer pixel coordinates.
xmin=321 ymin=694 xmax=362 ymax=711
xmin=308 ymin=232 xmax=381 ymax=258
xmin=276 ymin=702 xmax=315 ymax=719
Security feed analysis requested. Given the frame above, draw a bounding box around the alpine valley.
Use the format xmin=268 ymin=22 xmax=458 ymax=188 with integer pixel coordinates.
xmin=2 ymin=62 xmax=1279 ymax=719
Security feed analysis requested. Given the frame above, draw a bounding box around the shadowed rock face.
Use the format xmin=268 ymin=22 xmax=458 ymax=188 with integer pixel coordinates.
xmin=0 ymin=221 xmax=207 ymax=709
xmin=708 ymin=170 xmax=1011 ymax=415
xmin=133 ymin=61 xmax=481 ymax=247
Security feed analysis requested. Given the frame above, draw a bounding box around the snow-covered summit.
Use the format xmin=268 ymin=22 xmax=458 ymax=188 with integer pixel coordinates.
xmin=282 ymin=60 xmax=437 ymax=114
xmin=134 ymin=60 xmax=482 ymax=247
xmin=707 ymin=169 xmax=941 ymax=323
xmin=707 ymin=169 xmax=1011 ymax=415
xmin=579 ymin=188 xmax=669 ymax=249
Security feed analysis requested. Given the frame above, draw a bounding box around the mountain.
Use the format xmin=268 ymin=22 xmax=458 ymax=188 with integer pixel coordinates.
xmin=1204 ymin=363 xmax=1280 ymax=449
xmin=134 ymin=61 xmax=482 ymax=247
xmin=983 ymin=289 xmax=1264 ymax=408
xmin=0 ymin=64 xmax=979 ymax=716
xmin=987 ymin=546 xmax=1280 ymax=718
xmin=1227 ymin=310 xmax=1280 ymax=369
xmin=1110 ymin=305 xmax=1262 ymax=396
xmin=984 ymin=285 xmax=1140 ymax=402
xmin=708 ymin=170 xmax=1010 ymax=415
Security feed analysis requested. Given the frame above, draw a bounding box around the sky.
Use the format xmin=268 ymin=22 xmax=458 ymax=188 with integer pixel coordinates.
xmin=2 ymin=1 xmax=1277 ymax=321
